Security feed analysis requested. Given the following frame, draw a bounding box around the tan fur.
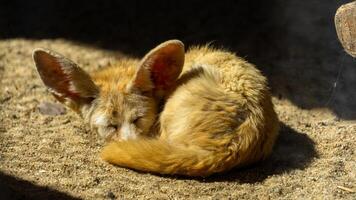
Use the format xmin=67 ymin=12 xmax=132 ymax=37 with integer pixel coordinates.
xmin=33 ymin=40 xmax=279 ymax=177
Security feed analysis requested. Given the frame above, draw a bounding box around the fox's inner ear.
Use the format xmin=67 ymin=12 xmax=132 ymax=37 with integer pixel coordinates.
xmin=131 ymin=40 xmax=185 ymax=95
xmin=33 ymin=48 xmax=99 ymax=111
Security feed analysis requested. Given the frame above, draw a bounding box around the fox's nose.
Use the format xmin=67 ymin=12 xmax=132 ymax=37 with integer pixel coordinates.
xmin=108 ymin=117 xmax=120 ymax=130
xmin=108 ymin=124 xmax=119 ymax=131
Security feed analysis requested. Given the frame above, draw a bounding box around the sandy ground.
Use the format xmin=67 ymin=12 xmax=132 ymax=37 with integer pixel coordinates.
xmin=0 ymin=39 xmax=355 ymax=199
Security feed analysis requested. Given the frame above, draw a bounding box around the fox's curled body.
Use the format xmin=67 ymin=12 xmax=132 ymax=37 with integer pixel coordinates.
xmin=33 ymin=40 xmax=279 ymax=177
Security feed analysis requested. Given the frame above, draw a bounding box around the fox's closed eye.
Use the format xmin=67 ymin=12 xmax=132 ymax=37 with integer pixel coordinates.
xmin=86 ymin=97 xmax=96 ymax=103
xmin=132 ymin=117 xmax=142 ymax=124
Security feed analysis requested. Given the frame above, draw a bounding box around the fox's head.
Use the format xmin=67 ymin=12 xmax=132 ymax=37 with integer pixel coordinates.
xmin=33 ymin=40 xmax=185 ymax=141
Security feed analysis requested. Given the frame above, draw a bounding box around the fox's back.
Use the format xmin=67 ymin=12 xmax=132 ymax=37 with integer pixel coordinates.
xmin=160 ymin=46 xmax=279 ymax=167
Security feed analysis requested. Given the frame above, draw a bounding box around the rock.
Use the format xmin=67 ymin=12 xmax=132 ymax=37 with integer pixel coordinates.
xmin=335 ymin=1 xmax=356 ymax=57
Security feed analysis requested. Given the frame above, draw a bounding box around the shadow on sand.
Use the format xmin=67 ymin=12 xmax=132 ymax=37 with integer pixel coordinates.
xmin=0 ymin=172 xmax=80 ymax=200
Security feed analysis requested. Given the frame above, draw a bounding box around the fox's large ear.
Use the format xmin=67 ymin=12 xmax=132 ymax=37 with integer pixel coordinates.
xmin=33 ymin=49 xmax=99 ymax=111
xmin=131 ymin=40 xmax=185 ymax=96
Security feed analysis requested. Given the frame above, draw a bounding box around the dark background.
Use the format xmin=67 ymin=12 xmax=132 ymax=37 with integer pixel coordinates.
xmin=1 ymin=0 xmax=355 ymax=118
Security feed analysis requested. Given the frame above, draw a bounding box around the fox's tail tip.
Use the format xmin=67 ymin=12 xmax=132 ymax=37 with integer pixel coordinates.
xmin=100 ymin=142 xmax=117 ymax=161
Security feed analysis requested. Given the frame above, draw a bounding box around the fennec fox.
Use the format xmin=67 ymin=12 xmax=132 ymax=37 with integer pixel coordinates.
xmin=33 ymin=40 xmax=279 ymax=177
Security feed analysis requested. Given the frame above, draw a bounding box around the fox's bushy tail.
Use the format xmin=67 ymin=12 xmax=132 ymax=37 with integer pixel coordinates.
xmin=100 ymin=113 xmax=279 ymax=177
xmin=100 ymin=138 xmax=234 ymax=177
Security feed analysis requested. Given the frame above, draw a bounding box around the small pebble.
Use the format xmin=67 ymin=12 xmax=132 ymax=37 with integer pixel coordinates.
xmin=94 ymin=177 xmax=100 ymax=184
xmin=107 ymin=191 xmax=116 ymax=200
xmin=38 ymin=101 xmax=66 ymax=116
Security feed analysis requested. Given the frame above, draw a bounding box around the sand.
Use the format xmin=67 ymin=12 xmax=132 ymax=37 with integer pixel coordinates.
xmin=0 ymin=39 xmax=355 ymax=199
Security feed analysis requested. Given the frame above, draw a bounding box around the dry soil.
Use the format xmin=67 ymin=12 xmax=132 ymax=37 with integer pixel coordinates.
xmin=0 ymin=39 xmax=355 ymax=199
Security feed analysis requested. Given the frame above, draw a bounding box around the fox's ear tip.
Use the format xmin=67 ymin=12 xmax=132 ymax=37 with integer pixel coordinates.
xmin=33 ymin=48 xmax=48 ymax=54
xmin=32 ymin=48 xmax=49 ymax=60
xmin=32 ymin=48 xmax=62 ymax=64
xmin=169 ymin=39 xmax=183 ymax=43
xmin=167 ymin=39 xmax=184 ymax=48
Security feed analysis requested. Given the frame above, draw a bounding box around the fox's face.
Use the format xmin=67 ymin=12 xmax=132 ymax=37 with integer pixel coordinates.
xmin=87 ymin=67 xmax=158 ymax=140
xmin=33 ymin=40 xmax=184 ymax=141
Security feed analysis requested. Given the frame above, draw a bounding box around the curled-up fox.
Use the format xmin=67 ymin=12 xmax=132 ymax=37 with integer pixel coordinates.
xmin=33 ymin=40 xmax=279 ymax=177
